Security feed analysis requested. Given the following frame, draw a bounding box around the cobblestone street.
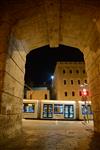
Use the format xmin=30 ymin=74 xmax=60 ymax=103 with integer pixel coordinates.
xmin=0 ymin=120 xmax=100 ymax=150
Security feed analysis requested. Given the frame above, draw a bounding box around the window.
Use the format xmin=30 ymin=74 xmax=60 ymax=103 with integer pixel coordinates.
xmin=69 ymin=70 xmax=72 ymax=74
xmin=65 ymin=92 xmax=67 ymax=96
xmin=64 ymin=80 xmax=66 ymax=85
xmin=54 ymin=104 xmax=63 ymax=114
xmin=71 ymin=80 xmax=73 ymax=85
xmin=30 ymin=93 xmax=32 ymax=99
xmin=78 ymin=80 xmax=80 ymax=84
xmin=83 ymin=70 xmax=85 ymax=74
xmin=23 ymin=103 xmax=35 ymax=113
xmin=76 ymin=70 xmax=79 ymax=74
xmin=79 ymin=91 xmax=82 ymax=96
xmin=84 ymin=80 xmax=87 ymax=84
xmin=63 ymin=69 xmax=65 ymax=74
xmin=45 ymin=94 xmax=47 ymax=99
xmin=72 ymin=91 xmax=75 ymax=96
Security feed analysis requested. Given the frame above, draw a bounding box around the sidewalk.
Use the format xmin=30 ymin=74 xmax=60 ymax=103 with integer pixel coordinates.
xmin=0 ymin=120 xmax=100 ymax=150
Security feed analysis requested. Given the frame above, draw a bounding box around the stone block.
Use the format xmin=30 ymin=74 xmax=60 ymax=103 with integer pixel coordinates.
xmin=3 ymin=72 xmax=24 ymax=98
xmin=9 ymin=35 xmax=27 ymax=61
xmin=5 ymin=56 xmax=25 ymax=84
xmin=0 ymin=70 xmax=5 ymax=89
xmin=0 ymin=53 xmax=7 ymax=69
xmin=1 ymin=92 xmax=23 ymax=115
xmin=7 ymin=48 xmax=25 ymax=73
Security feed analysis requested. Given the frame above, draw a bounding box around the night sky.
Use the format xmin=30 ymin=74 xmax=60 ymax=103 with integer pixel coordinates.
xmin=25 ymin=45 xmax=84 ymax=87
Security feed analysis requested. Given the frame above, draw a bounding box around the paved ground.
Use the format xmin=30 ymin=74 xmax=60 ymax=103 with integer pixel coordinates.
xmin=0 ymin=120 xmax=100 ymax=150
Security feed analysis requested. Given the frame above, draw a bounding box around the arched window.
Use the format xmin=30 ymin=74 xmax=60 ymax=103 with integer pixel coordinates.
xmin=83 ymin=70 xmax=85 ymax=74
xmin=65 ymin=92 xmax=67 ymax=96
xmin=71 ymin=80 xmax=73 ymax=84
xmin=72 ymin=91 xmax=75 ymax=96
xmin=30 ymin=92 xmax=32 ymax=99
xmin=78 ymin=80 xmax=80 ymax=84
xmin=64 ymin=80 xmax=66 ymax=85
xmin=45 ymin=94 xmax=47 ymax=99
xmin=70 ymin=70 xmax=72 ymax=74
xmin=63 ymin=69 xmax=65 ymax=74
xmin=76 ymin=70 xmax=79 ymax=74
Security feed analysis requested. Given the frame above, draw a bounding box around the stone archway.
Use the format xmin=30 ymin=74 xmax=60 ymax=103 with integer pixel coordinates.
xmin=0 ymin=0 xmax=100 ymax=141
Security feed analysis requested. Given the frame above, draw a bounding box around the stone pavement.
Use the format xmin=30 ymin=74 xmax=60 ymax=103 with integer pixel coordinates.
xmin=0 ymin=120 xmax=100 ymax=150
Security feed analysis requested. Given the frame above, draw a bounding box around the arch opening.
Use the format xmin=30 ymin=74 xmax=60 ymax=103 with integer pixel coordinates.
xmin=23 ymin=45 xmax=93 ymax=123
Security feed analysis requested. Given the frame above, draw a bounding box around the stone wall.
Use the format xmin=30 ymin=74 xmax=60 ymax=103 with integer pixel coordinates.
xmin=84 ymin=47 xmax=100 ymax=133
xmin=0 ymin=26 xmax=27 ymax=141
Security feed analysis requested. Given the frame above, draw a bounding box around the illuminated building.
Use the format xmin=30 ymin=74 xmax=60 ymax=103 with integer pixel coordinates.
xmin=26 ymin=87 xmax=50 ymax=100
xmin=52 ymin=62 xmax=89 ymax=101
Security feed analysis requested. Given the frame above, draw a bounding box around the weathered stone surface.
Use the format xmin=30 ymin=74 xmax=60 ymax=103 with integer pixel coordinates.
xmin=0 ymin=114 xmax=22 ymax=142
xmin=93 ymin=112 xmax=100 ymax=133
xmin=0 ymin=71 xmax=5 ymax=89
xmin=5 ymin=56 xmax=25 ymax=82
xmin=1 ymin=92 xmax=23 ymax=114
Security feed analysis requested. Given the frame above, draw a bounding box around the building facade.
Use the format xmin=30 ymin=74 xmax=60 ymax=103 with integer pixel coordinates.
xmin=52 ymin=62 xmax=89 ymax=101
xmin=26 ymin=87 xmax=50 ymax=100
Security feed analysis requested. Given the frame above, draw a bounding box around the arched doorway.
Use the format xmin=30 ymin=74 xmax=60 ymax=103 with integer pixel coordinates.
xmin=0 ymin=0 xmax=100 ymax=141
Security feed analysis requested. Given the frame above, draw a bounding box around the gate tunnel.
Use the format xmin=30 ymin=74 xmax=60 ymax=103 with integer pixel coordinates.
xmin=0 ymin=0 xmax=100 ymax=141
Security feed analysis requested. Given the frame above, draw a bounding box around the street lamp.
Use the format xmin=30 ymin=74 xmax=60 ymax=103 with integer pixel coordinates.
xmin=50 ymin=75 xmax=54 ymax=99
xmin=51 ymin=75 xmax=54 ymax=87
xmin=51 ymin=75 xmax=54 ymax=80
